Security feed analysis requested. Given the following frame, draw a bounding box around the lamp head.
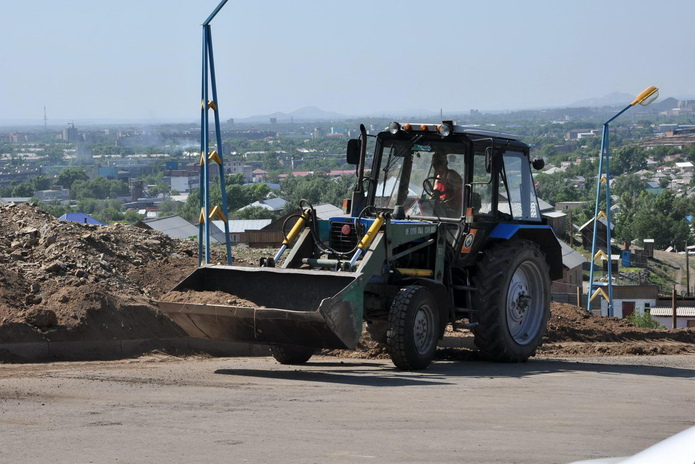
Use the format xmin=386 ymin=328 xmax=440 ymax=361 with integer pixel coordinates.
xmin=631 ymin=86 xmax=659 ymax=106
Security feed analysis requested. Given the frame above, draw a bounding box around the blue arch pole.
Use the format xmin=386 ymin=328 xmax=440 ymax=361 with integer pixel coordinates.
xmin=205 ymin=25 xmax=233 ymax=264
xmin=198 ymin=0 xmax=232 ymax=265
xmin=199 ymin=26 xmax=210 ymax=265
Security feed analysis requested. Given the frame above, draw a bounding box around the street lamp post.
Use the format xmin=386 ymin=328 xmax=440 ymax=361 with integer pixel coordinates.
xmin=588 ymin=86 xmax=659 ymax=316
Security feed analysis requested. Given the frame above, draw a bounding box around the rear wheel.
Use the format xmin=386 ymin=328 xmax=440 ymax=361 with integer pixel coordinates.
xmin=386 ymin=285 xmax=439 ymax=370
xmin=471 ymin=239 xmax=550 ymax=362
xmin=270 ymin=345 xmax=314 ymax=365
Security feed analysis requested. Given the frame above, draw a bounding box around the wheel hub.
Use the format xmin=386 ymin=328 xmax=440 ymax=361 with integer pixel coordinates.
xmin=506 ymin=262 xmax=543 ymax=345
xmin=413 ymin=306 xmax=433 ymax=354
xmin=509 ymin=282 xmax=530 ymax=322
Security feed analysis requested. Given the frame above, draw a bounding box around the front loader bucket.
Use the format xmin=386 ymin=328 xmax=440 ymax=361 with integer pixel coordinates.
xmin=157 ymin=265 xmax=366 ymax=350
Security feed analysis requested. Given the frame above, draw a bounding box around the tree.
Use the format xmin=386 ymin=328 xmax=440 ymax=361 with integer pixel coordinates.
xmin=234 ymin=205 xmax=275 ymax=220
xmin=123 ymin=210 xmax=142 ymax=224
xmin=30 ymin=176 xmax=53 ymax=192
xmin=159 ymin=199 xmax=178 ymax=216
xmin=56 ymin=167 xmax=89 ymax=190
xmin=43 ymin=144 xmax=65 ymax=164
xmin=11 ymin=183 xmax=34 ymax=197
xmin=71 ymin=177 xmax=129 ymax=200
xmin=612 ymin=146 xmax=647 ymax=176
xmin=612 ymin=174 xmax=645 ymax=199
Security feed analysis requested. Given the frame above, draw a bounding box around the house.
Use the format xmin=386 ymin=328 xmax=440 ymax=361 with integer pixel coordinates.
xmin=550 ymin=241 xmax=587 ymax=294
xmin=239 ymin=203 xmax=348 ymax=247
xmin=676 ymin=161 xmax=695 ymax=173
xmin=213 ymin=219 xmax=273 ymax=245
xmin=649 ymin=303 xmax=695 ymax=328
xmin=579 ymin=216 xmax=613 ymax=251
xmin=35 ymin=187 xmax=70 ymax=202
xmin=58 ymin=212 xmax=106 ymax=225
xmin=595 ymin=285 xmax=659 ymax=318
xmin=251 ymin=169 xmax=268 ymax=182
xmin=0 ymin=197 xmax=31 ymax=205
xmin=555 ymin=201 xmax=585 ymax=212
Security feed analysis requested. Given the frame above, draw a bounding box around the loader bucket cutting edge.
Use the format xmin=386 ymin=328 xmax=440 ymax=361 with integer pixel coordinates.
xmin=157 ymin=265 xmax=365 ymax=350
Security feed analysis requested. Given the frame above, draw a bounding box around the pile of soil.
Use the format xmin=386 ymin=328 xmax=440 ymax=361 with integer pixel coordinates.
xmin=538 ymin=302 xmax=695 ymax=357
xmin=0 ymin=202 xmax=692 ymax=361
xmin=159 ymin=290 xmax=263 ymax=308
xmin=0 ymin=203 xmax=207 ymax=343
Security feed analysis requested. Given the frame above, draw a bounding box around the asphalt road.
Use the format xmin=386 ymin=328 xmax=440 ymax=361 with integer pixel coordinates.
xmin=1 ymin=355 xmax=693 ymax=464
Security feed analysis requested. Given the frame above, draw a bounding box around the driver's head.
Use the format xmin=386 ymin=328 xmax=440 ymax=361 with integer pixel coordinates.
xmin=432 ymin=152 xmax=448 ymax=172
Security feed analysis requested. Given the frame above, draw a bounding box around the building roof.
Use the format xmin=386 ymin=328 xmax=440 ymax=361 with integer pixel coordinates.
xmin=578 ymin=215 xmax=614 ymax=231
xmin=650 ymin=307 xmax=695 ymax=317
xmin=58 ymin=212 xmax=106 ymax=225
xmin=0 ymin=197 xmax=31 ymax=205
xmin=141 ymin=215 xmax=221 ymax=243
xmin=560 ymin=241 xmax=586 ymax=270
xmin=213 ymin=219 xmax=272 ymax=233
xmin=313 ymin=203 xmax=347 ymax=220
xmin=542 ymin=210 xmax=566 ymax=219
xmin=537 ymin=198 xmax=554 ymax=212
xmin=238 ymin=197 xmax=287 ymax=212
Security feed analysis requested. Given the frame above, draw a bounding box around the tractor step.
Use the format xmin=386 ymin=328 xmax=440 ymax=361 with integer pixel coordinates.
xmin=452 ymin=284 xmax=476 ymax=291
xmin=452 ymin=322 xmax=479 ymax=330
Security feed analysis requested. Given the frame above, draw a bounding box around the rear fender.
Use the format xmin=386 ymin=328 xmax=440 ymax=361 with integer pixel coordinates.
xmin=489 ymin=224 xmax=563 ymax=280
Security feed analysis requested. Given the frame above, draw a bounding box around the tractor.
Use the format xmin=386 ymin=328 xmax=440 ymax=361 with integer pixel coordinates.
xmin=158 ymin=121 xmax=562 ymax=370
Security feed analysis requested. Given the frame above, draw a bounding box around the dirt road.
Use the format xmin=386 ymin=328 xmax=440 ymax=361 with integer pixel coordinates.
xmin=1 ymin=354 xmax=693 ymax=463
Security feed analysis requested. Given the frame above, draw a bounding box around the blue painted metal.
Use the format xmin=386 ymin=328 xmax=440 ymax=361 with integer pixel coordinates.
xmin=489 ymin=223 xmax=556 ymax=240
xmin=198 ymin=26 xmax=208 ymax=264
xmin=588 ymin=103 xmax=632 ymax=317
xmin=205 ymin=25 xmax=233 ymax=263
xmin=198 ymin=2 xmax=232 ymax=265
xmin=203 ymin=0 xmax=229 ymax=26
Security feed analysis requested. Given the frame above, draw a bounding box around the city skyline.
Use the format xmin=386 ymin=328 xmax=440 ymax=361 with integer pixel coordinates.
xmin=2 ymin=0 xmax=694 ymax=124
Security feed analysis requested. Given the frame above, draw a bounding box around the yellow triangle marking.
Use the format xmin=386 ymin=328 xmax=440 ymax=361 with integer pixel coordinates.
xmin=208 ymin=150 xmax=222 ymax=165
xmin=590 ymin=287 xmax=609 ymax=302
xmin=209 ymin=205 xmax=227 ymax=221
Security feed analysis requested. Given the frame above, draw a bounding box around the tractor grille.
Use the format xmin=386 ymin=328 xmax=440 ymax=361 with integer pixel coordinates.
xmin=329 ymin=221 xmax=359 ymax=253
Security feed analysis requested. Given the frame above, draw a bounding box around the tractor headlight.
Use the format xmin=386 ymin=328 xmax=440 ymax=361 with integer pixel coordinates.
xmin=388 ymin=122 xmax=401 ymax=135
xmin=438 ymin=123 xmax=453 ymax=137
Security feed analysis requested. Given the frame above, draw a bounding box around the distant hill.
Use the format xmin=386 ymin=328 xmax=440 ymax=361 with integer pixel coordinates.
xmin=567 ymin=92 xmax=634 ymax=108
xmin=650 ymin=97 xmax=679 ymax=112
xmin=239 ymin=106 xmax=351 ymax=123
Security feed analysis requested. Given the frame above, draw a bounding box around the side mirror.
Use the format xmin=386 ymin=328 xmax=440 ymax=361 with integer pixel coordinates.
xmin=346 ymin=139 xmax=361 ymax=165
xmin=532 ymin=158 xmax=545 ymax=170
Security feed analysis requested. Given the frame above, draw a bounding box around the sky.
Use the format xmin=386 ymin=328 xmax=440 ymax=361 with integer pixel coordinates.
xmin=1 ymin=0 xmax=693 ymax=124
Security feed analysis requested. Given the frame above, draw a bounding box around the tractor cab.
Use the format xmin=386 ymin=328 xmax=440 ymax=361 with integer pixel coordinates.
xmin=350 ymin=121 xmax=544 ymax=226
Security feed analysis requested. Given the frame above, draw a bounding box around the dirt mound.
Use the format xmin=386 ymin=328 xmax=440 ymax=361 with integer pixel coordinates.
xmin=545 ymin=302 xmax=695 ymax=344
xmin=0 ymin=203 xmax=204 ymax=343
xmin=538 ymin=302 xmax=695 ymax=357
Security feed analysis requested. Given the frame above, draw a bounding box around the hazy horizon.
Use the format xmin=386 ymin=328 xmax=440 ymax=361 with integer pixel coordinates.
xmin=2 ymin=0 xmax=693 ymax=123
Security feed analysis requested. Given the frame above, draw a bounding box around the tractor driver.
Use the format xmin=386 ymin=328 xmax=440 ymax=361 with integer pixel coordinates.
xmin=431 ymin=151 xmax=463 ymax=215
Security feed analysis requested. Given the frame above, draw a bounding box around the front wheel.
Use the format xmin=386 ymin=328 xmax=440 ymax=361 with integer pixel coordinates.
xmin=386 ymin=285 xmax=440 ymax=370
xmin=270 ymin=345 xmax=314 ymax=365
xmin=471 ymin=240 xmax=550 ymax=362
